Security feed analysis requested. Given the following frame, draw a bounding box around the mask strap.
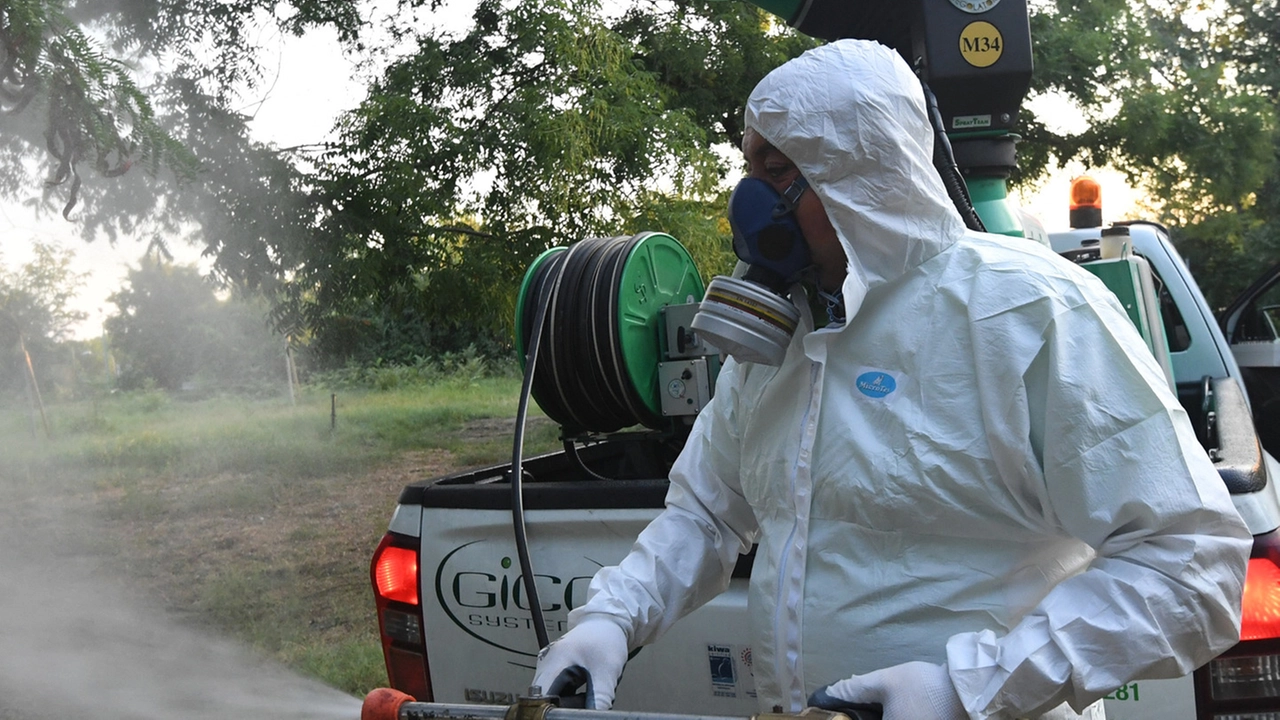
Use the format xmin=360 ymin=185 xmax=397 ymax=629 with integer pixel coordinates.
xmin=773 ymin=176 xmax=809 ymax=218
xmin=818 ymin=287 xmax=845 ymax=325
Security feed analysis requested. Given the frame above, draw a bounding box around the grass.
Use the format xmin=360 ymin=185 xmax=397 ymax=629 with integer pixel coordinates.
xmin=4 ymin=378 xmax=559 ymax=482
xmin=0 ymin=372 xmax=562 ymax=699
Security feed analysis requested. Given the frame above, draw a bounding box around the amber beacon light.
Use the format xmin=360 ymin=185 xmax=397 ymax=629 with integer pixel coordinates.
xmin=1069 ymin=175 xmax=1103 ymax=229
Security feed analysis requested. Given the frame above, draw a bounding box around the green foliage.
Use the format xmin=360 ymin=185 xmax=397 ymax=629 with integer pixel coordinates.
xmin=8 ymin=1 xmax=806 ymax=373
xmin=1013 ymin=0 xmax=1147 ymax=183
xmin=1148 ymin=0 xmax=1280 ymax=311
xmin=609 ymin=0 xmax=820 ymax=279
xmin=1170 ymin=215 xmax=1277 ymax=312
xmin=2 ymin=0 xmax=196 ymax=216
xmin=1022 ymin=0 xmax=1277 ymax=213
xmin=0 ymin=241 xmax=86 ymax=343
xmin=105 ymin=256 xmax=287 ymax=391
xmin=284 ymin=0 xmax=710 ymax=363
xmin=11 ymin=0 xmax=1277 ymax=372
xmin=0 ymin=376 xmax=558 ymax=481
xmin=77 ymin=0 xmax=363 ymax=93
xmin=1 ymin=0 xmax=363 ymax=215
xmin=1018 ymin=0 xmax=1279 ymax=310
xmin=628 ymin=191 xmax=738 ymax=280
xmin=311 ymin=345 xmax=509 ymax=391
xmin=613 ymin=0 xmax=819 ymax=153
xmin=0 ymin=241 xmax=87 ymax=398
xmin=253 ymin=0 xmax=810 ymax=368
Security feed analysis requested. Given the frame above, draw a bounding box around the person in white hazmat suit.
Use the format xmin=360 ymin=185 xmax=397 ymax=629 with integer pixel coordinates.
xmin=532 ymin=38 xmax=1251 ymax=720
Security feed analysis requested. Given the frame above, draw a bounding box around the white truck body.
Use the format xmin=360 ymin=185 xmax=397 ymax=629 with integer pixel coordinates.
xmin=374 ymin=222 xmax=1280 ymax=720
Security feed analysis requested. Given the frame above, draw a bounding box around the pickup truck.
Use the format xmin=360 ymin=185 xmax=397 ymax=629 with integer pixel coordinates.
xmin=370 ymin=221 xmax=1280 ymax=720
xmin=1221 ymin=260 xmax=1280 ymax=460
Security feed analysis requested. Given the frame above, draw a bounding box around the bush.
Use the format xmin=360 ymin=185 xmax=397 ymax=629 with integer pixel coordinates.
xmin=308 ymin=346 xmax=515 ymax=391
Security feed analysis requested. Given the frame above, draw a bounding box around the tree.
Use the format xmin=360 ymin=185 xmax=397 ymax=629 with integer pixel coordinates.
xmin=1 ymin=0 xmax=362 ymax=229
xmin=1019 ymin=0 xmax=1278 ymax=309
xmin=11 ymin=0 xmax=1278 ymax=362
xmin=252 ymin=0 xmax=815 ymax=367
xmin=0 ymin=241 xmax=86 ymax=343
xmin=1169 ymin=0 xmax=1280 ymax=311
xmin=253 ymin=0 xmax=1280 ymax=363
xmin=1 ymin=0 xmax=189 ymax=217
xmin=612 ymin=1 xmax=818 ymax=153
xmin=0 ymin=241 xmax=87 ymax=400
xmin=106 ymin=256 xmax=284 ymax=391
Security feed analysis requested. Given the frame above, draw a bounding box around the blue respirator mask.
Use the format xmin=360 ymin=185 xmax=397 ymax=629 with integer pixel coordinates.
xmin=690 ymin=176 xmax=811 ymax=366
xmin=729 ymin=176 xmax=812 ymax=290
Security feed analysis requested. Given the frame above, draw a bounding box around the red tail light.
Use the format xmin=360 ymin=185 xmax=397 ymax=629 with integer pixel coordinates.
xmin=375 ymin=545 xmax=420 ymax=605
xmin=371 ymin=532 xmax=432 ymax=701
xmin=1243 ymin=557 xmax=1280 ymax=641
xmin=1194 ymin=530 xmax=1280 ymax=716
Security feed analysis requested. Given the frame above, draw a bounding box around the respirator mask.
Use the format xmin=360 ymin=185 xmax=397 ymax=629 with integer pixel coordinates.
xmin=690 ymin=176 xmax=811 ymax=365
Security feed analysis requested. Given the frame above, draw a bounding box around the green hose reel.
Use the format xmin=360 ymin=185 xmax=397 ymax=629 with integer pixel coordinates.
xmin=515 ymin=233 xmax=706 ymax=433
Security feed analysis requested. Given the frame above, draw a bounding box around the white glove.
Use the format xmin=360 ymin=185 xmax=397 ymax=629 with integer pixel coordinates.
xmin=808 ymin=661 xmax=967 ymax=720
xmin=532 ymin=617 xmax=629 ymax=709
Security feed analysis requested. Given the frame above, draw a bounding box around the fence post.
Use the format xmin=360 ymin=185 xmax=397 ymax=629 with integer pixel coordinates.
xmin=19 ymin=334 xmax=49 ymax=439
xmin=284 ymin=337 xmax=297 ymax=406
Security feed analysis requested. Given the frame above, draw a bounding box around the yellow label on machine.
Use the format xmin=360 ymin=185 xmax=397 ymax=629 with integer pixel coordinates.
xmin=959 ymin=21 xmax=1004 ymax=67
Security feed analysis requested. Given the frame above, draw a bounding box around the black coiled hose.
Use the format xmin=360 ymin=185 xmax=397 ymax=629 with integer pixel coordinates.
xmin=921 ymin=80 xmax=987 ymax=233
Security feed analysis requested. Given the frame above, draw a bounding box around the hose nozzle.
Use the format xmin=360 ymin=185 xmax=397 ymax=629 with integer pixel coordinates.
xmin=362 ymin=688 xmax=414 ymax=720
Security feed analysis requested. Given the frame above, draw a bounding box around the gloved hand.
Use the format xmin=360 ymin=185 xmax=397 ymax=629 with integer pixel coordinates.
xmin=532 ymin=617 xmax=629 ymax=710
xmin=808 ymin=661 xmax=967 ymax=720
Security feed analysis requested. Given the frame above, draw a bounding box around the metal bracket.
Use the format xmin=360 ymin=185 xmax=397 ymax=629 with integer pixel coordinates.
xmin=504 ymin=695 xmax=560 ymax=720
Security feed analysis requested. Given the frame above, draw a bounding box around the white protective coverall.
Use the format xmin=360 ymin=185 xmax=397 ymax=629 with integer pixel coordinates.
xmin=567 ymin=39 xmax=1251 ymax=719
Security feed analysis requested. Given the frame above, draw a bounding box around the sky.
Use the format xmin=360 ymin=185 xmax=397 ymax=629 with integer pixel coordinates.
xmin=1 ymin=12 xmax=1142 ymax=341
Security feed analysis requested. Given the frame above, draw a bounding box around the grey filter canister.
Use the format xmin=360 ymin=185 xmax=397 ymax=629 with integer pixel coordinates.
xmin=690 ymin=276 xmax=800 ymax=366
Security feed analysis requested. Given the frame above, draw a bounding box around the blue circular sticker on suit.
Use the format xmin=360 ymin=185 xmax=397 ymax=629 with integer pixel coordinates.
xmin=856 ymin=371 xmax=896 ymax=398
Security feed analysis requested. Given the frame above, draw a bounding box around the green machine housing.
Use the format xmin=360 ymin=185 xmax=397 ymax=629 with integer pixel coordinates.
xmin=1059 ymin=225 xmax=1178 ymax=390
xmin=757 ymin=0 xmax=1033 ymax=135
xmin=749 ymin=0 xmax=1034 ymax=237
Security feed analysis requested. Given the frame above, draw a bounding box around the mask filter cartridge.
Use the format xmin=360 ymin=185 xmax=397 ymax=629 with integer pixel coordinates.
xmin=691 ymin=176 xmax=809 ymax=366
xmin=691 ymin=275 xmax=800 ymax=365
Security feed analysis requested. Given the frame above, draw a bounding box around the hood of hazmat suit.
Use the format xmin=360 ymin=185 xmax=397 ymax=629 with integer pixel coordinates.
xmin=569 ymin=39 xmax=1250 ymax=719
